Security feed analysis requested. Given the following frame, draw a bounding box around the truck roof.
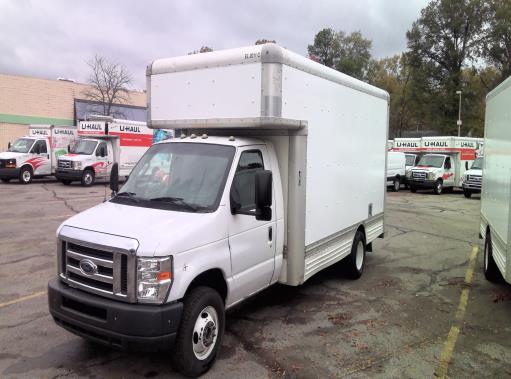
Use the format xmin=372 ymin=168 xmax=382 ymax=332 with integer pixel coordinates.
xmin=148 ymin=44 xmax=389 ymax=101
xmin=157 ymin=135 xmax=264 ymax=148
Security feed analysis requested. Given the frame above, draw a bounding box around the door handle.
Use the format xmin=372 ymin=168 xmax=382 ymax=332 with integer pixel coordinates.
xmin=268 ymin=226 xmax=273 ymax=242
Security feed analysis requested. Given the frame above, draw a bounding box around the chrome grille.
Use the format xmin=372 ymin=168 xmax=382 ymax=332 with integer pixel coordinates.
xmin=466 ymin=175 xmax=482 ymax=188
xmin=412 ymin=171 xmax=426 ymax=180
xmin=59 ymin=240 xmax=135 ymax=302
xmin=58 ymin=160 xmax=72 ymax=169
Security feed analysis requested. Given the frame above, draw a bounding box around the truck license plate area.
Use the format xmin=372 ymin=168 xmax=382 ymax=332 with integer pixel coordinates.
xmin=61 ymin=296 xmax=107 ymax=321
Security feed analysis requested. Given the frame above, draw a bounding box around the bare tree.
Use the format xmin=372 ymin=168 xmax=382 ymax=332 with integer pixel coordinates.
xmin=188 ymin=46 xmax=213 ymax=55
xmin=83 ymin=55 xmax=132 ymax=116
xmin=255 ymin=39 xmax=276 ymax=45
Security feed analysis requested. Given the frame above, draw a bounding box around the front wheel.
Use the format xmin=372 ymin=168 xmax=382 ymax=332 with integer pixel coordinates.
xmin=434 ymin=180 xmax=443 ymax=195
xmin=81 ymin=169 xmax=95 ymax=186
xmin=484 ymin=231 xmax=503 ymax=283
xmin=172 ymin=287 xmax=225 ymax=377
xmin=392 ymin=177 xmax=400 ymax=192
xmin=463 ymin=189 xmax=472 ymax=198
xmin=19 ymin=166 xmax=33 ymax=184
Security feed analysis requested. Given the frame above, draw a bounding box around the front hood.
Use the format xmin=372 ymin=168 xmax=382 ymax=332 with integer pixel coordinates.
xmin=465 ymin=169 xmax=482 ymax=176
xmin=412 ymin=166 xmax=438 ymax=173
xmin=59 ymin=201 xmax=228 ymax=257
xmin=59 ymin=153 xmax=91 ymax=162
xmin=0 ymin=151 xmax=26 ymax=160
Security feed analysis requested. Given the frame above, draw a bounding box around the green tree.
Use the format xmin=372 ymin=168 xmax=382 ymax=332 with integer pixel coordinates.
xmin=406 ymin=0 xmax=486 ymax=135
xmin=479 ymin=0 xmax=511 ymax=85
xmin=336 ymin=31 xmax=372 ymax=80
xmin=307 ymin=28 xmax=340 ymax=68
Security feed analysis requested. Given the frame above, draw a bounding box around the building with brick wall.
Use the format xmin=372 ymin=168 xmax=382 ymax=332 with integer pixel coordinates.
xmin=0 ymin=74 xmax=147 ymax=148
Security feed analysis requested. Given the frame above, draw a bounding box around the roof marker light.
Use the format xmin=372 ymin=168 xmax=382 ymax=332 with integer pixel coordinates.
xmin=229 ymin=136 xmax=235 ymax=141
xmin=180 ymin=134 xmax=186 ymax=139
xmin=201 ymin=134 xmax=208 ymax=139
xmin=190 ymin=134 xmax=197 ymax=139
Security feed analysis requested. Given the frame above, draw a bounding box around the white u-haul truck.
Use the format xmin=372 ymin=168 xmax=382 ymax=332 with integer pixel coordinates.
xmin=392 ymin=138 xmax=422 ymax=188
xmin=48 ymin=44 xmax=389 ymax=377
xmin=407 ymin=136 xmax=482 ymax=195
xmin=480 ymin=76 xmax=511 ymax=284
xmin=0 ymin=125 xmax=77 ymax=184
xmin=55 ymin=117 xmax=153 ymax=186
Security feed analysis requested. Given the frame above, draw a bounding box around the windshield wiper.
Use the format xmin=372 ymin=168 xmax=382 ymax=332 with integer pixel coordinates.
xmin=149 ymin=196 xmax=198 ymax=212
xmin=115 ymin=192 xmax=140 ymax=203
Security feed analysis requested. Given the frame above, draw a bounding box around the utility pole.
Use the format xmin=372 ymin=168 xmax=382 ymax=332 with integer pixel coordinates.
xmin=456 ymin=90 xmax=462 ymax=137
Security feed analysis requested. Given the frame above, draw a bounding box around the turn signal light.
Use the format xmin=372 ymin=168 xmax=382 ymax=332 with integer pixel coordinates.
xmin=157 ymin=271 xmax=171 ymax=281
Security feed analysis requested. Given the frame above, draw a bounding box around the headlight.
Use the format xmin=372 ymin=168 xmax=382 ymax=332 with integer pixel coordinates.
xmin=427 ymin=172 xmax=436 ymax=180
xmin=5 ymin=159 xmax=16 ymax=168
xmin=406 ymin=170 xmax=411 ymax=178
xmin=73 ymin=161 xmax=82 ymax=170
xmin=137 ymin=256 xmax=172 ymax=303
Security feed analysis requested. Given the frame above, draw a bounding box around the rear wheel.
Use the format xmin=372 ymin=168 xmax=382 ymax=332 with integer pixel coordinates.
xmin=81 ymin=169 xmax=95 ymax=186
xmin=344 ymin=230 xmax=366 ymax=279
xmin=434 ymin=180 xmax=443 ymax=195
xmin=392 ymin=177 xmax=400 ymax=192
xmin=463 ymin=189 xmax=472 ymax=198
xmin=172 ymin=287 xmax=225 ymax=377
xmin=484 ymin=231 xmax=503 ymax=283
xmin=19 ymin=166 xmax=33 ymax=184
xmin=1 ymin=178 xmax=10 ymax=183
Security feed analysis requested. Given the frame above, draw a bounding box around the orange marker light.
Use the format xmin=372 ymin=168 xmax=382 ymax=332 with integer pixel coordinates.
xmin=157 ymin=272 xmax=171 ymax=281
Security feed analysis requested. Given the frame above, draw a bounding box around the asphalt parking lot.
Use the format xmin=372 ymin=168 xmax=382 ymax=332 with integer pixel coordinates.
xmin=1 ymin=180 xmax=511 ymax=378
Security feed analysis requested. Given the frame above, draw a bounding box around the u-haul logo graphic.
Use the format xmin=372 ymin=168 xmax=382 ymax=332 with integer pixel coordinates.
xmin=80 ymin=122 xmax=103 ymax=131
xmin=460 ymin=141 xmax=475 ymax=148
xmin=54 ymin=129 xmax=75 ymax=135
xmin=424 ymin=141 xmax=448 ymax=147
xmin=30 ymin=129 xmax=50 ymax=136
xmin=396 ymin=141 xmax=419 ymax=148
xmin=119 ymin=125 xmax=141 ymax=133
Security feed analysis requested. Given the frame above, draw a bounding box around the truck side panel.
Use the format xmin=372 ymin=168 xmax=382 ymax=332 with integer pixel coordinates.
xmin=481 ymin=77 xmax=511 ymax=281
xmin=281 ymin=65 xmax=387 ymax=246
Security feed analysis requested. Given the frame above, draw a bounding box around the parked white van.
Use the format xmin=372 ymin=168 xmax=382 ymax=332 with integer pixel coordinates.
xmin=48 ymin=44 xmax=389 ymax=377
xmin=387 ymin=151 xmax=406 ymax=191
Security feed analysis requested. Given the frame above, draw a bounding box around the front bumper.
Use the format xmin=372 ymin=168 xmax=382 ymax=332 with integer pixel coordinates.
xmin=0 ymin=167 xmax=20 ymax=178
xmin=462 ymin=183 xmax=481 ymax=193
xmin=408 ymin=179 xmax=437 ymax=189
xmin=48 ymin=278 xmax=183 ymax=351
xmin=55 ymin=169 xmax=83 ymax=180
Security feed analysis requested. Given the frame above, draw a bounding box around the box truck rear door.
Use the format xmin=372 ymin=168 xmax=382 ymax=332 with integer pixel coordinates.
xmin=228 ymin=146 xmax=276 ymax=303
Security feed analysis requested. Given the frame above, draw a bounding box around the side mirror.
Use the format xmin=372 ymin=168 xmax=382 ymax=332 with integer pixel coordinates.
xmin=255 ymin=170 xmax=272 ymax=221
xmin=110 ymin=163 xmax=119 ymax=195
xmin=101 ymin=149 xmax=106 ymax=158
xmin=465 ymin=161 xmax=469 ymax=170
xmin=67 ymin=144 xmax=70 ymax=152
xmin=8 ymin=142 xmax=11 ymax=149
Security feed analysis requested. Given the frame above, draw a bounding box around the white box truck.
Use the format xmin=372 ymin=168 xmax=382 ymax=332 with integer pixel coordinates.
xmin=392 ymin=138 xmax=422 ymax=188
xmin=407 ymin=136 xmax=482 ymax=195
xmin=462 ymin=156 xmax=483 ymax=198
xmin=55 ymin=117 xmax=153 ymax=186
xmin=0 ymin=124 xmax=77 ymax=184
xmin=48 ymin=44 xmax=389 ymax=377
xmin=480 ymin=76 xmax=511 ymax=284
xmin=387 ymin=151 xmax=406 ymax=191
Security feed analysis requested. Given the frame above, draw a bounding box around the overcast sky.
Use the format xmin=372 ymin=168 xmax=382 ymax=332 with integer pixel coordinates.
xmin=0 ymin=0 xmax=429 ymax=89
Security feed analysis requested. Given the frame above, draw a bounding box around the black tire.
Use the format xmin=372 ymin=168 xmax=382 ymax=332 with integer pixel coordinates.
xmin=410 ymin=186 xmax=417 ymax=193
xmin=81 ymin=169 xmax=95 ymax=186
xmin=344 ymin=230 xmax=366 ymax=279
xmin=434 ymin=179 xmax=443 ymax=195
xmin=484 ymin=231 xmax=503 ymax=283
xmin=463 ymin=190 xmax=472 ymax=198
xmin=19 ymin=166 xmax=33 ymax=184
xmin=172 ymin=286 xmax=225 ymax=378
xmin=0 ymin=178 xmax=10 ymax=183
xmin=392 ymin=177 xmax=400 ymax=192
xmin=60 ymin=179 xmax=72 ymax=185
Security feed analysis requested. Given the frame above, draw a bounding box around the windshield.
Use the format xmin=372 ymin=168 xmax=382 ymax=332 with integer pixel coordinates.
xmin=112 ymin=142 xmax=236 ymax=212
xmin=471 ymin=157 xmax=483 ymax=170
xmin=418 ymin=155 xmax=444 ymax=168
xmin=70 ymin=140 xmax=98 ymax=155
xmin=405 ymin=154 xmax=416 ymax=166
xmin=8 ymin=138 xmax=35 ymax=153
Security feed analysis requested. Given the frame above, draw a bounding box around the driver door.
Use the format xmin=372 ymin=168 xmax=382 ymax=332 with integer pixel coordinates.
xmin=443 ymin=156 xmax=455 ymax=186
xmin=30 ymin=139 xmax=51 ymax=175
xmin=228 ymin=146 xmax=276 ymax=304
xmin=95 ymin=141 xmax=109 ymax=178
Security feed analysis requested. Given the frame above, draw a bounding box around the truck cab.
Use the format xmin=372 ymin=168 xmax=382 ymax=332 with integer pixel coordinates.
xmin=0 ymin=125 xmax=76 ymax=184
xmin=404 ymin=153 xmax=420 ymax=188
xmin=408 ymin=154 xmax=455 ymax=195
xmin=462 ymin=156 xmax=483 ymax=198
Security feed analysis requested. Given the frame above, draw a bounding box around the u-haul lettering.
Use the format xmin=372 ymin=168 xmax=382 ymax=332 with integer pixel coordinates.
xmin=119 ymin=125 xmax=141 ymax=133
xmin=459 ymin=141 xmax=475 ymax=148
xmin=396 ymin=141 xmax=419 ymax=148
xmin=54 ymin=129 xmax=75 ymax=135
xmin=424 ymin=141 xmax=448 ymax=147
xmin=30 ymin=129 xmax=50 ymax=136
xmin=80 ymin=123 xmax=103 ymax=131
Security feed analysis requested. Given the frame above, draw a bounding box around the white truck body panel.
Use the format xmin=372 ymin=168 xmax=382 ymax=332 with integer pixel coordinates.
xmin=386 ymin=151 xmax=406 ymax=184
xmin=481 ymin=76 xmax=511 ymax=283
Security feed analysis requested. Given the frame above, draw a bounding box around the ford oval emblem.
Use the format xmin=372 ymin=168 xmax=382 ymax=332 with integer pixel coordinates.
xmin=79 ymin=259 xmax=98 ymax=276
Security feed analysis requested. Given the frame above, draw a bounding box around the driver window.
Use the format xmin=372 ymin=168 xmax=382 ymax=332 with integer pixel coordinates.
xmin=232 ymin=150 xmax=264 ymax=213
xmin=32 ymin=140 xmax=47 ymax=154
xmin=445 ymin=157 xmax=451 ymax=169
xmin=96 ymin=142 xmax=107 ymax=157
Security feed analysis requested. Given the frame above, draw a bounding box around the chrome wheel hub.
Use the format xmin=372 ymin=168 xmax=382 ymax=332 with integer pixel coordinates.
xmin=192 ymin=306 xmax=218 ymax=360
xmin=356 ymin=241 xmax=364 ymax=270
